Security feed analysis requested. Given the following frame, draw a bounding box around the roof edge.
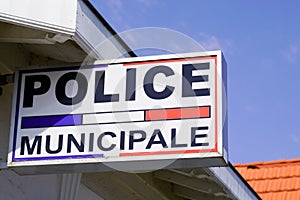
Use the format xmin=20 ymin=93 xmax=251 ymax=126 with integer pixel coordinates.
xmin=234 ymin=158 xmax=300 ymax=168
xmin=206 ymin=162 xmax=261 ymax=200
xmin=82 ymin=0 xmax=136 ymax=58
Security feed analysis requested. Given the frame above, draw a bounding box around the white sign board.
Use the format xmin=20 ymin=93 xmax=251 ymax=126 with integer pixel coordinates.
xmin=8 ymin=51 xmax=227 ymax=170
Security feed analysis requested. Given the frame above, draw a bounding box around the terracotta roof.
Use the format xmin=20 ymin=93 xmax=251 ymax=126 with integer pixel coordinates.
xmin=234 ymin=158 xmax=300 ymax=200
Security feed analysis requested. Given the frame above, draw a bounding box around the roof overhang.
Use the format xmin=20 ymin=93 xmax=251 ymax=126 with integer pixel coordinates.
xmin=77 ymin=164 xmax=260 ymax=200
xmin=0 ymin=0 xmax=134 ymax=72
xmin=207 ymin=163 xmax=261 ymax=199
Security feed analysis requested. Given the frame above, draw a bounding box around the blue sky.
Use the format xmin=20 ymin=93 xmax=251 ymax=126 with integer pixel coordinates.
xmin=90 ymin=0 xmax=300 ymax=164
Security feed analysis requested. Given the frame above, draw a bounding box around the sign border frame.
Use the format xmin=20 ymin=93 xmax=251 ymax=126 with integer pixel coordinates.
xmin=7 ymin=50 xmax=227 ymax=169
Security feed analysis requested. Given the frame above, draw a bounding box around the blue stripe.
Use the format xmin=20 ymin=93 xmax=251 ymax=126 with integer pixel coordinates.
xmin=21 ymin=114 xmax=82 ymax=129
xmin=13 ymin=154 xmax=104 ymax=162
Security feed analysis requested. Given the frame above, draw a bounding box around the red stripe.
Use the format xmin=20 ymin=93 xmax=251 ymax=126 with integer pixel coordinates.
xmin=120 ymin=148 xmax=217 ymax=157
xmin=213 ymin=56 xmax=218 ymax=151
xmin=145 ymin=106 xmax=210 ymax=121
xmin=123 ymin=56 xmax=216 ymax=66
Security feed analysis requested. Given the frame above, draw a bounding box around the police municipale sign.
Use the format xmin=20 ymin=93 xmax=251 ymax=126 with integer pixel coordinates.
xmin=8 ymin=51 xmax=227 ymax=168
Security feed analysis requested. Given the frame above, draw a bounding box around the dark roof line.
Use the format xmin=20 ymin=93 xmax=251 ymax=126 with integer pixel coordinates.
xmin=83 ymin=0 xmax=137 ymax=58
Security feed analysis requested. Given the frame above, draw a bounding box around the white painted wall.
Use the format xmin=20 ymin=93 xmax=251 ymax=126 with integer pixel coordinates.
xmin=0 ymin=170 xmax=62 ymax=200
xmin=0 ymin=172 xmax=103 ymax=200
xmin=0 ymin=0 xmax=77 ymax=34
xmin=76 ymin=184 xmax=104 ymax=200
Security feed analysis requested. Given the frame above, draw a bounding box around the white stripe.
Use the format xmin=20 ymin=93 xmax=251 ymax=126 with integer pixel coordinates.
xmin=192 ymin=81 xmax=210 ymax=90
xmin=192 ymin=70 xmax=209 ymax=76
xmin=82 ymin=111 xmax=144 ymax=124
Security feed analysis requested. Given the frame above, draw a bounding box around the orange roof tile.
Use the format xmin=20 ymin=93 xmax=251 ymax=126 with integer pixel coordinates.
xmin=234 ymin=158 xmax=300 ymax=200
